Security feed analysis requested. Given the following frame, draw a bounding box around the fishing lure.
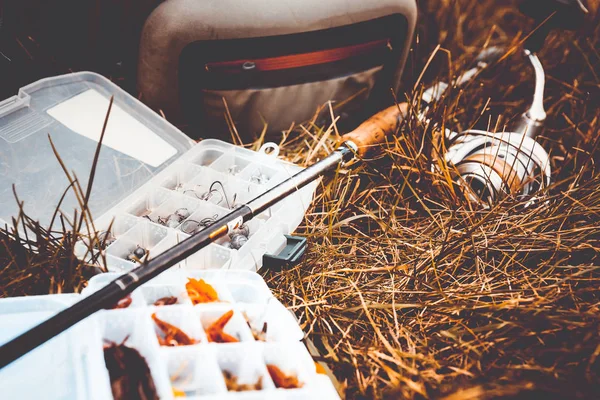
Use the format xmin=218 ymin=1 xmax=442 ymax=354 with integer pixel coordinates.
xmin=206 ymin=310 xmax=239 ymax=343
xmin=185 ymin=278 xmax=219 ymax=304
xmin=155 ymin=208 xmax=191 ymax=229
xmin=153 ymin=296 xmax=178 ymax=306
xmin=185 ymin=181 xmax=230 ymax=207
xmin=179 ymin=214 xmax=219 ymax=235
xmin=127 ymin=246 xmax=147 ymax=263
xmin=103 ymin=341 xmax=159 ymax=400
xmin=109 ymin=295 xmax=132 ymax=309
xmin=250 ymin=170 xmax=270 ymax=185
xmin=266 ymin=364 xmax=303 ymax=389
xmin=223 ymin=370 xmax=263 ymax=391
xmin=152 ymin=313 xmax=197 ymax=346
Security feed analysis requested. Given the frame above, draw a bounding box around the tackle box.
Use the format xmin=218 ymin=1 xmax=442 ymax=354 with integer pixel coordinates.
xmin=0 ymin=269 xmax=341 ymax=400
xmin=0 ymin=72 xmax=318 ymax=272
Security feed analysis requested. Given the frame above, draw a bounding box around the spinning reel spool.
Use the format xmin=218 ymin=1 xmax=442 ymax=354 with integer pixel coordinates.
xmin=437 ymin=0 xmax=593 ymax=205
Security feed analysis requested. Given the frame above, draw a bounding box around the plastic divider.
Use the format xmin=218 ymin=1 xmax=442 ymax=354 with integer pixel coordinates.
xmin=157 ymin=163 xmax=204 ymax=191
xmin=162 ymin=345 xmax=227 ymax=396
xmin=184 ymin=243 xmax=236 ymax=270
xmin=125 ymin=187 xmax=173 ymax=218
xmin=214 ymin=342 xmax=276 ymax=391
xmin=188 ymin=148 xmax=226 ymax=167
xmin=211 ymin=151 xmax=254 ymax=177
xmin=223 ymin=280 xmax=275 ymax=305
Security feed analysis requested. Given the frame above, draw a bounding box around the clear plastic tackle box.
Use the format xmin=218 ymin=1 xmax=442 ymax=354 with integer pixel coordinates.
xmin=0 ymin=270 xmax=341 ymax=399
xmin=0 ymin=71 xmax=318 ymax=272
xmin=0 ymin=73 xmax=332 ymax=399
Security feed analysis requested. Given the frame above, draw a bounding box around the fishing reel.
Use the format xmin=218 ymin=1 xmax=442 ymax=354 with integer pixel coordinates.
xmin=429 ymin=0 xmax=593 ymax=205
xmin=442 ymin=49 xmax=551 ymax=204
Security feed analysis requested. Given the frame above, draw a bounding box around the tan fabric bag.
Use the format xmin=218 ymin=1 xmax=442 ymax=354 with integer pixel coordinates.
xmin=138 ymin=0 xmax=417 ymax=141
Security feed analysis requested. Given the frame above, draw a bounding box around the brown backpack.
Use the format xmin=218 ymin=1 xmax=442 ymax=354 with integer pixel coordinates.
xmin=138 ymin=0 xmax=417 ymax=141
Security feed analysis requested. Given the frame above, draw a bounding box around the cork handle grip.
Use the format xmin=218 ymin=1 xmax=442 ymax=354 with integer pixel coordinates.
xmin=341 ymin=103 xmax=409 ymax=157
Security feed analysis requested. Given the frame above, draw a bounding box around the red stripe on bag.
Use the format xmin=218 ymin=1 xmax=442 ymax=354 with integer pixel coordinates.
xmin=205 ymin=39 xmax=390 ymax=73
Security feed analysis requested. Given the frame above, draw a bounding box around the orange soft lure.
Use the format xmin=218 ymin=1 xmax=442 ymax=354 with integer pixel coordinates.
xmin=206 ymin=310 xmax=239 ymax=343
xmin=152 ymin=313 xmax=197 ymax=346
xmin=186 ymin=278 xmax=219 ymax=304
xmin=154 ymin=296 xmax=178 ymax=306
xmin=266 ymin=364 xmax=303 ymax=389
xmin=110 ymin=295 xmax=132 ymax=309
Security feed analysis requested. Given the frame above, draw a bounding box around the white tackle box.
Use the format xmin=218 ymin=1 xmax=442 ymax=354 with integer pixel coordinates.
xmin=0 ymin=72 xmax=318 ymax=272
xmin=0 ymin=270 xmax=341 ymax=400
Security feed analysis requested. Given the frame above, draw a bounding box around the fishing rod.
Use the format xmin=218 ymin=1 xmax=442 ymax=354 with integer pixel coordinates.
xmin=0 ymin=105 xmax=402 ymax=369
xmin=8 ymin=0 xmax=592 ymax=360
xmin=0 ymin=44 xmax=507 ymax=370
xmin=5 ymin=0 xmax=592 ymax=360
xmin=4 ymin=0 xmax=592 ymax=361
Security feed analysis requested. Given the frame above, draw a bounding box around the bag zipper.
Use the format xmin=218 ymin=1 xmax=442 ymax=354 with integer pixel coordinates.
xmin=205 ymin=39 xmax=391 ymax=74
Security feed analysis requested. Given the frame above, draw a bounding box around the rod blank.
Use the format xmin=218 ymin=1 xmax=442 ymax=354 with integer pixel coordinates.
xmin=0 ymin=144 xmax=356 ymax=369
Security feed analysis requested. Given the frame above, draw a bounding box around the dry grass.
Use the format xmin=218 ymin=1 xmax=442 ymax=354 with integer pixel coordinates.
xmin=0 ymin=199 xmax=97 ymax=296
xmin=0 ymin=102 xmax=114 ymax=296
xmin=262 ymin=1 xmax=600 ymax=399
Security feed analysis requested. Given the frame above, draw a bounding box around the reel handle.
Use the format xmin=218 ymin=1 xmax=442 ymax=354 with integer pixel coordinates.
xmin=341 ymin=103 xmax=409 ymax=157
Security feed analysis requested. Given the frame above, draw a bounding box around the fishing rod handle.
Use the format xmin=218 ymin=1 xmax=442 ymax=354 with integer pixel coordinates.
xmin=338 ymin=44 xmax=503 ymax=158
xmin=341 ymin=102 xmax=409 ymax=157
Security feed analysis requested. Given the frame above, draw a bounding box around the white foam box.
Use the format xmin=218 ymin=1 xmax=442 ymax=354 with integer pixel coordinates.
xmin=0 ymin=270 xmax=340 ymax=400
xmin=0 ymin=72 xmax=318 ymax=272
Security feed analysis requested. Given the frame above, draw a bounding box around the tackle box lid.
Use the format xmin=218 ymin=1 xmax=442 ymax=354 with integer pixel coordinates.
xmin=0 ymin=72 xmax=194 ymax=228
